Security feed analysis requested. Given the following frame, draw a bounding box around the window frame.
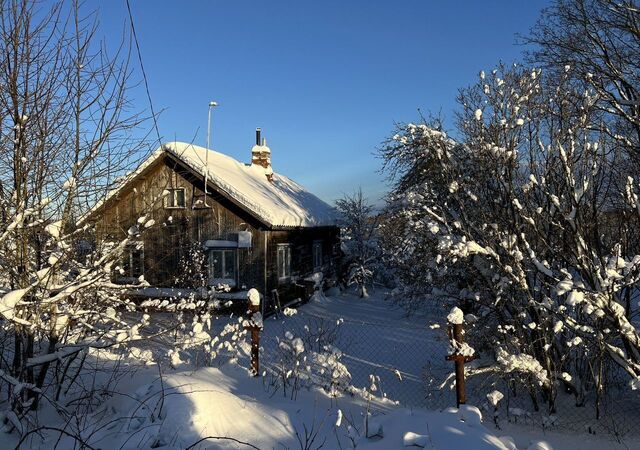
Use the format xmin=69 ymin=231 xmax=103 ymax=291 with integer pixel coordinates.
xmin=195 ymin=215 xmax=206 ymax=242
xmin=208 ymin=248 xmax=238 ymax=287
xmin=164 ymin=188 xmax=186 ymax=209
xmin=119 ymin=242 xmax=144 ymax=283
xmin=277 ymin=243 xmax=292 ymax=282
xmin=312 ymin=240 xmax=323 ymax=271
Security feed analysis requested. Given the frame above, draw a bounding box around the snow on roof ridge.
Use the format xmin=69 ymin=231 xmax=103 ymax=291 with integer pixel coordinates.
xmin=164 ymin=142 xmax=276 ymax=225
xmin=163 ymin=141 xmax=337 ymax=228
xmin=81 ymin=141 xmax=337 ymax=228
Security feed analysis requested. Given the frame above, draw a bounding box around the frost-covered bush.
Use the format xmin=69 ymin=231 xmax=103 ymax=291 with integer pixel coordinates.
xmin=268 ymin=319 xmax=351 ymax=399
xmin=380 ymin=63 xmax=640 ymax=416
xmin=173 ymin=242 xmax=208 ymax=288
xmin=336 ymin=189 xmax=380 ymax=298
xmin=140 ymin=291 xmax=233 ymax=312
xmin=299 ymin=316 xmax=344 ymax=354
xmin=310 ymin=345 xmax=352 ymax=396
xmin=163 ymin=309 xmax=254 ymax=369
xmin=271 ymin=330 xmax=309 ymax=399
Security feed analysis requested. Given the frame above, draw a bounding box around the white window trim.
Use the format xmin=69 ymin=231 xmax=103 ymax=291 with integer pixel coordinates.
xmin=164 ymin=188 xmax=186 ymax=209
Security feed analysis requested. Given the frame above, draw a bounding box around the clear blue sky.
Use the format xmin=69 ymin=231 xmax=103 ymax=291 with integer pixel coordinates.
xmin=97 ymin=1 xmax=550 ymax=205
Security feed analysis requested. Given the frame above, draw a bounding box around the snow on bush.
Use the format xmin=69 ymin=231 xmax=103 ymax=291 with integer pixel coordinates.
xmin=487 ymin=390 xmax=504 ymax=407
xmin=379 ymin=62 xmax=640 ymax=418
xmin=266 ymin=315 xmax=354 ymax=400
xmin=269 ymin=328 xmax=352 ymax=400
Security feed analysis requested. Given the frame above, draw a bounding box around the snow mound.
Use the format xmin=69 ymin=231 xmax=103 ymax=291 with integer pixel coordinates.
xmin=115 ymin=367 xmax=297 ymax=449
xmin=447 ymin=306 xmax=464 ymax=324
xmin=357 ymin=407 xmax=516 ymax=449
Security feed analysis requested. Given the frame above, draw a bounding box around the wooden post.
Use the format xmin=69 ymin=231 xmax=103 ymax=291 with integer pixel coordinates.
xmin=446 ymin=323 xmax=474 ymax=408
xmin=249 ymin=302 xmax=260 ymax=376
xmin=245 ymin=288 xmax=262 ymax=377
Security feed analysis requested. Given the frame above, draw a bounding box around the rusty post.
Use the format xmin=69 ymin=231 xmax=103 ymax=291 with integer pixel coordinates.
xmin=249 ymin=302 xmax=260 ymax=376
xmin=452 ymin=323 xmax=466 ymax=406
xmin=446 ymin=322 xmax=472 ymax=408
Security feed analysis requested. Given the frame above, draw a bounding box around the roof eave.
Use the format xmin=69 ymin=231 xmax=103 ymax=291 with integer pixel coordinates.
xmin=163 ymin=150 xmax=274 ymax=229
xmin=78 ymin=150 xmax=166 ymax=226
xmin=269 ymin=223 xmax=338 ymax=231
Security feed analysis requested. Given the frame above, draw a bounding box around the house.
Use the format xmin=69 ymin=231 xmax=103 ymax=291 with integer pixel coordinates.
xmin=85 ymin=128 xmax=340 ymax=308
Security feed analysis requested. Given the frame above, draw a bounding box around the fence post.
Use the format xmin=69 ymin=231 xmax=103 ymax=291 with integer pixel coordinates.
xmin=446 ymin=307 xmax=474 ymax=408
xmin=245 ymin=289 xmax=263 ymax=377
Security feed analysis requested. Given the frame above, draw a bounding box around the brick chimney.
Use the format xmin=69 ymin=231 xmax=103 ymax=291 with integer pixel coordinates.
xmin=251 ymin=128 xmax=273 ymax=181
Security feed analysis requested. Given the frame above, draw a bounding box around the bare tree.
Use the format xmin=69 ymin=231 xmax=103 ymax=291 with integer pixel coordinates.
xmin=0 ymin=0 xmax=154 ymax=430
xmin=525 ymin=0 xmax=640 ymax=167
xmin=335 ymin=189 xmax=379 ymax=298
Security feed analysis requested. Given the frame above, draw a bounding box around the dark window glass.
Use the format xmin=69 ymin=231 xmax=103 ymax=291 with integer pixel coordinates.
xmin=208 ymin=249 xmax=237 ymax=285
xmin=165 ymin=188 xmax=186 ymax=208
xmin=122 ymin=244 xmax=144 ymax=279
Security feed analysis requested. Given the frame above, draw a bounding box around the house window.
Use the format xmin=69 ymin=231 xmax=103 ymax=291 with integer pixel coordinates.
xmin=277 ymin=244 xmax=292 ymax=281
xmin=208 ymin=248 xmax=237 ymax=287
xmin=121 ymin=242 xmax=144 ymax=281
xmin=165 ymin=188 xmax=186 ymax=208
xmin=312 ymin=241 xmax=323 ymax=270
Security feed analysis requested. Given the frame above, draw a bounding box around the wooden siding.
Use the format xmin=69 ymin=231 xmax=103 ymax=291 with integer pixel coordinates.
xmin=266 ymin=227 xmax=340 ymax=302
xmin=92 ymin=153 xmax=340 ymax=301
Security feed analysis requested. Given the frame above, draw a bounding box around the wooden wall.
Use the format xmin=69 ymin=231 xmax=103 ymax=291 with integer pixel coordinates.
xmin=94 ymin=155 xmax=268 ymax=292
xmin=93 ymin=153 xmax=340 ymax=301
xmin=266 ymin=227 xmax=340 ymax=296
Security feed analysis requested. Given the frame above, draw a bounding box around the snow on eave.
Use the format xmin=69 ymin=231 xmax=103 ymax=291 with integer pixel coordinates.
xmin=163 ymin=142 xmax=338 ymax=229
xmin=80 ymin=142 xmax=338 ymax=229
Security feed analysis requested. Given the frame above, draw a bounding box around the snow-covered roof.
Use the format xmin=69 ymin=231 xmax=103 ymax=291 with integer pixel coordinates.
xmin=90 ymin=141 xmax=337 ymax=229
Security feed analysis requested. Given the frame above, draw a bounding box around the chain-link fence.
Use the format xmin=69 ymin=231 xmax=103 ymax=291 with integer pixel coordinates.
xmin=260 ymin=302 xmax=449 ymax=408
xmin=457 ymin=353 xmax=640 ymax=439
xmin=254 ymin=292 xmax=455 ymax=413
xmin=136 ymin=291 xmax=640 ymax=443
xmin=254 ymin=294 xmax=640 ymax=442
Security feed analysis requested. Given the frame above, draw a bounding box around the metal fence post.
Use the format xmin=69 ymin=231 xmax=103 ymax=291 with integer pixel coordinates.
xmin=446 ymin=322 xmax=473 ymax=408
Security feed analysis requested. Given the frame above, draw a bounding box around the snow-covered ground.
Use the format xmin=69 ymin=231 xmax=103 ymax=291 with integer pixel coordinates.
xmin=261 ymin=287 xmax=450 ymax=408
xmin=0 ymin=356 xmax=536 ymax=449
xmin=3 ymin=288 xmax=639 ymax=449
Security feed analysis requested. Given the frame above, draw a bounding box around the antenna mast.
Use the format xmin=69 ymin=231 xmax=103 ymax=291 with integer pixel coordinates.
xmin=205 ymin=101 xmax=218 ymax=205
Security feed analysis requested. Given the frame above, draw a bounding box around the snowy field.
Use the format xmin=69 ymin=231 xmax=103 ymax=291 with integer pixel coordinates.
xmin=3 ymin=289 xmax=639 ymax=449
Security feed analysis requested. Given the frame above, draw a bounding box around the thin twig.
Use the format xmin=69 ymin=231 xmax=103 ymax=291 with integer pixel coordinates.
xmin=184 ymin=435 xmax=261 ymax=450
